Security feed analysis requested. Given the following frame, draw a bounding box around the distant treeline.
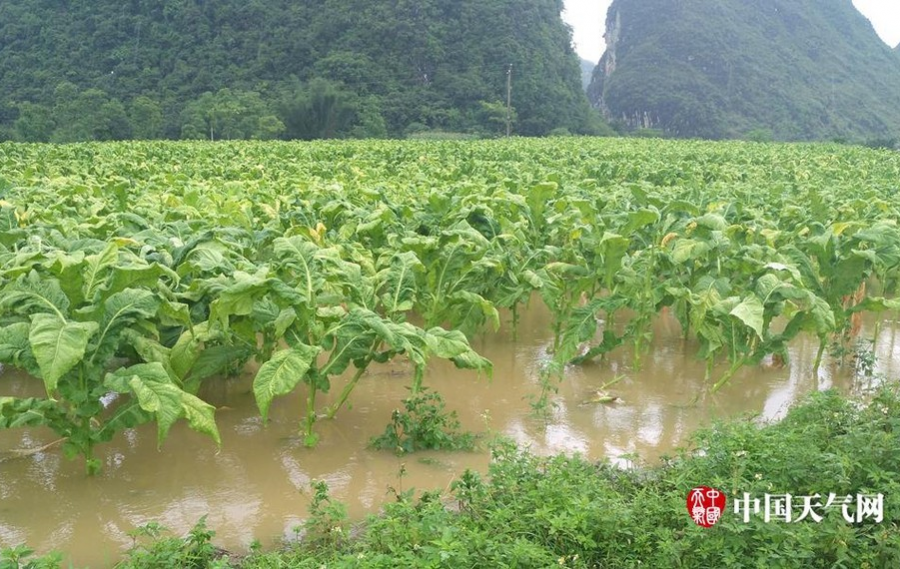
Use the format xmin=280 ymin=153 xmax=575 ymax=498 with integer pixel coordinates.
xmin=0 ymin=0 xmax=609 ymax=141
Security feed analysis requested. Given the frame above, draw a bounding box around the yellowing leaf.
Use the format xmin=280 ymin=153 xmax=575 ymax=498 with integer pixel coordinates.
xmin=112 ymin=237 xmax=140 ymax=247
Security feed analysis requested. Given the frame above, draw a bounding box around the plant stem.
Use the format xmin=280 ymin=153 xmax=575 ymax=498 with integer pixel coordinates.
xmin=511 ymin=303 xmax=519 ymax=342
xmin=304 ymin=371 xmax=319 ymax=446
xmin=712 ymin=357 xmax=747 ymax=393
xmin=326 ymin=366 xmax=368 ymax=420
xmin=324 ymin=342 xmax=379 ymax=420
xmin=812 ymin=337 xmax=826 ymax=377
xmin=598 ymin=374 xmax=624 ymax=391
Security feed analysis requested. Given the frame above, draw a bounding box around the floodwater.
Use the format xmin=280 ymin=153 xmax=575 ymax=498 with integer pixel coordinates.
xmin=1 ymin=300 xmax=897 ymax=567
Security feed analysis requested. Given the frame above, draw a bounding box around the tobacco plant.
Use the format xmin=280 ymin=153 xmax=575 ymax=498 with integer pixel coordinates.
xmin=0 ymin=243 xmax=220 ymax=474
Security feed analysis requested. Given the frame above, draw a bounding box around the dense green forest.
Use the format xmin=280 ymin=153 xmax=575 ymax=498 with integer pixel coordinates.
xmin=0 ymin=0 xmax=607 ymax=142
xmin=588 ymin=0 xmax=900 ymax=141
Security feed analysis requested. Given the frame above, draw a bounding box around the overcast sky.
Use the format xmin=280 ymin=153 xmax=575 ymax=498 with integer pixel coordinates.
xmin=563 ymin=0 xmax=900 ymax=62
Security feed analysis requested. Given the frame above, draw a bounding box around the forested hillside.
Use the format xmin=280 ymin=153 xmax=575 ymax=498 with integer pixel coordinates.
xmin=588 ymin=0 xmax=900 ymax=141
xmin=0 ymin=0 xmax=605 ymax=141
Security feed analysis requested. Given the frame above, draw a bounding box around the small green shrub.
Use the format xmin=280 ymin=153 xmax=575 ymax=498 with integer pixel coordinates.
xmin=371 ymin=388 xmax=476 ymax=454
xmin=296 ymin=481 xmax=349 ymax=552
xmin=0 ymin=546 xmax=62 ymax=569
xmin=116 ymin=516 xmax=228 ymax=569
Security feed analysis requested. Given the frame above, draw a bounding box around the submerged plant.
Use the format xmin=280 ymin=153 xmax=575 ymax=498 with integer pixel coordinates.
xmin=0 ymin=250 xmax=220 ymax=474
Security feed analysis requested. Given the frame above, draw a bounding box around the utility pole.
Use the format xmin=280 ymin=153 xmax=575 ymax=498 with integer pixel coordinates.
xmin=506 ymin=63 xmax=513 ymax=137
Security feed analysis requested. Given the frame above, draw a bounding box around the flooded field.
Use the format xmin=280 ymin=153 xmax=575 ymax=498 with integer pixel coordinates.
xmin=1 ymin=300 xmax=896 ymax=567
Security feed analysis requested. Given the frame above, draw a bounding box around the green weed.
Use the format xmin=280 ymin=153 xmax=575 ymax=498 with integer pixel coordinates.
xmin=115 ymin=516 xmax=228 ymax=569
xmin=370 ymin=388 xmax=476 ymax=454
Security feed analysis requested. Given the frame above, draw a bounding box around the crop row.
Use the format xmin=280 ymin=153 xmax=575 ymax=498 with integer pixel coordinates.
xmin=1 ymin=138 xmax=899 ymax=473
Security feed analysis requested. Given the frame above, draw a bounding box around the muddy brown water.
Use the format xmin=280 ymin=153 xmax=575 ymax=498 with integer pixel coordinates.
xmin=1 ymin=301 xmax=896 ymax=567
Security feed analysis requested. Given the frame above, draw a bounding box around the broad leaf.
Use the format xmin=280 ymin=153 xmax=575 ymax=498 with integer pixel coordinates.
xmin=0 ymin=322 xmax=30 ymax=361
xmin=730 ymin=295 xmax=765 ymax=339
xmin=0 ymin=397 xmax=62 ymax=429
xmin=273 ymin=236 xmax=320 ymax=303
xmin=377 ymin=251 xmax=423 ymax=314
xmin=90 ymin=288 xmax=160 ymax=364
xmin=671 ymin=239 xmax=709 ymax=264
xmin=424 ymin=327 xmax=491 ymax=374
xmin=28 ymin=314 xmax=98 ymax=393
xmin=254 ymin=344 xmax=322 ymax=422
xmin=1 ymin=271 xmax=69 ymax=319
xmin=105 ymin=263 xmax=177 ymax=297
xmin=82 ymin=242 xmax=119 ymax=302
xmin=105 ymin=362 xmax=221 ymax=447
xmin=186 ymin=344 xmax=251 ymax=384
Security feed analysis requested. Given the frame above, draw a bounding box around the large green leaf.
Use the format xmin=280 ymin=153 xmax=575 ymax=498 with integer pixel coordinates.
xmin=105 ymin=263 xmax=177 ymax=297
xmin=1 ymin=271 xmax=69 ymax=319
xmin=0 ymin=322 xmax=30 ymax=361
xmin=320 ymin=313 xmax=378 ymax=377
xmin=448 ymin=290 xmax=501 ymax=332
xmin=28 ymin=313 xmax=98 ymax=393
xmin=377 ymin=251 xmax=423 ymax=314
xmin=597 ymin=232 xmax=630 ymax=288
xmin=0 ymin=397 xmax=62 ymax=429
xmin=671 ymin=239 xmax=710 ymax=264
xmin=526 ymin=182 xmax=557 ymax=228
xmin=89 ymin=288 xmax=160 ymax=364
xmin=82 ymin=242 xmax=119 ymax=302
xmin=273 ymin=236 xmax=321 ymax=303
xmin=105 ymin=362 xmax=221 ymax=447
xmin=186 ymin=344 xmax=251 ymax=384
xmin=253 ymin=344 xmax=322 ymax=422
xmin=424 ymin=327 xmax=492 ymax=374
xmin=730 ymin=295 xmax=765 ymax=339
xmin=621 ymin=208 xmax=660 ymax=235
xmin=828 ymin=254 xmax=870 ymax=299
xmin=848 ymin=296 xmax=900 ymax=314
xmin=122 ymin=330 xmax=179 ymax=378
xmin=98 ymin=288 xmax=159 ymax=334
xmin=208 ymin=269 xmax=270 ymax=327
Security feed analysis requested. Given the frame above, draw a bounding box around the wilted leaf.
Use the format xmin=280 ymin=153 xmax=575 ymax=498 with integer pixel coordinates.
xmin=106 ymin=362 xmax=221 ymax=446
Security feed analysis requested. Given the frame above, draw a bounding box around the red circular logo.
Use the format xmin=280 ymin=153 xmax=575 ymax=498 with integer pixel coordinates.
xmin=687 ymin=486 xmax=727 ymax=528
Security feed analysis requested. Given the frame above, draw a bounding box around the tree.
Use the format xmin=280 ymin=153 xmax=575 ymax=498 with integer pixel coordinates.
xmin=255 ymin=114 xmax=286 ymax=140
xmin=13 ymin=102 xmax=55 ymax=142
xmin=181 ymin=89 xmax=284 ymax=140
xmin=476 ymin=100 xmax=515 ymax=135
xmin=129 ymin=96 xmax=164 ymax=139
xmin=0 ymin=0 xmax=609 ymax=140
xmin=279 ymin=79 xmax=360 ymax=140
xmin=48 ymin=83 xmax=132 ymax=142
